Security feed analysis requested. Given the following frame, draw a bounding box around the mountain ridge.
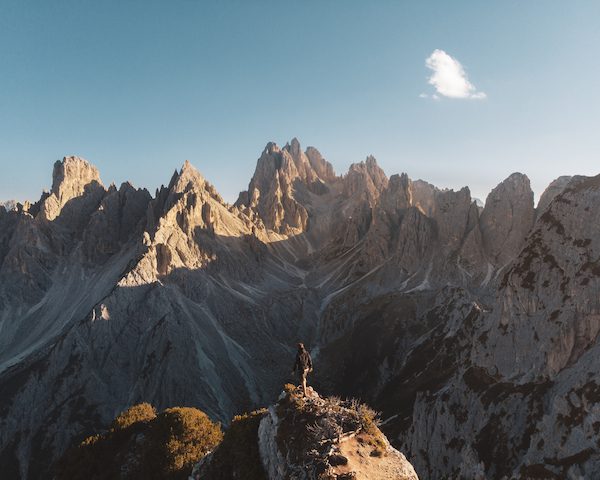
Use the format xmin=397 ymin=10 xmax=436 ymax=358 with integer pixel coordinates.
xmin=1 ymin=139 xmax=598 ymax=479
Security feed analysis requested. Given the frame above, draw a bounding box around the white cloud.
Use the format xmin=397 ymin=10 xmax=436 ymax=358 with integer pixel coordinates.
xmin=423 ymin=49 xmax=486 ymax=100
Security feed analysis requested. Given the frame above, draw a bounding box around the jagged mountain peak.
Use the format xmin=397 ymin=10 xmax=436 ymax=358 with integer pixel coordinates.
xmin=537 ymin=175 xmax=573 ymax=214
xmin=262 ymin=140 xmax=281 ymax=156
xmin=305 ymin=145 xmax=337 ymax=182
xmin=483 ymin=171 xmax=533 ymax=209
xmin=253 ymin=142 xmax=288 ymax=183
xmin=486 ymin=172 xmax=532 ymax=197
xmin=251 ymin=138 xmax=334 ymax=186
xmin=50 ymin=155 xmax=102 ymax=199
xmin=343 ymin=155 xmax=388 ymax=203
xmin=480 ymin=171 xmax=535 ymax=266
xmin=377 ymin=172 xmax=412 ymax=214
xmin=38 ymin=156 xmax=105 ymax=222
xmin=284 ymin=136 xmax=302 ymax=156
xmin=365 ymin=153 xmax=378 ymax=167
xmin=167 ymin=159 xmax=206 ymax=194
xmin=118 ymin=180 xmax=137 ymax=193
xmin=388 ymin=172 xmax=410 ymax=188
xmin=348 ymin=154 xmax=380 ymax=170
xmin=155 ymin=160 xmax=235 ymax=233
xmin=235 ymin=138 xmax=324 ymax=234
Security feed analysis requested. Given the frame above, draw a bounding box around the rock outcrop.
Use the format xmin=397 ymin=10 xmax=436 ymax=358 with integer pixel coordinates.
xmin=536 ymin=175 xmax=572 ymax=214
xmin=39 ymin=156 xmax=105 ymax=224
xmin=342 ymin=155 xmax=388 ymax=205
xmin=193 ymin=385 xmax=418 ymax=480
xmin=480 ymin=172 xmax=535 ymax=267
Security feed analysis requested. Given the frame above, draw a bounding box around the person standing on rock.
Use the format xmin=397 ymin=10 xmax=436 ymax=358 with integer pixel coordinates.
xmin=292 ymin=342 xmax=313 ymax=396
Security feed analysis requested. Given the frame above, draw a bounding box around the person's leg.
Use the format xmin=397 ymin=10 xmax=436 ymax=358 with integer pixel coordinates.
xmin=302 ymin=368 xmax=308 ymax=395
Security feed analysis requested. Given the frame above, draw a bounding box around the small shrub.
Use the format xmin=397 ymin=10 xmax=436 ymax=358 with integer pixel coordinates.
xmin=148 ymin=407 xmax=223 ymax=476
xmin=112 ymin=402 xmax=156 ymax=430
xmin=357 ymin=403 xmax=380 ymax=432
xmin=80 ymin=434 xmax=101 ymax=446
xmin=283 ymin=383 xmax=297 ymax=395
xmin=356 ymin=404 xmax=386 ymax=452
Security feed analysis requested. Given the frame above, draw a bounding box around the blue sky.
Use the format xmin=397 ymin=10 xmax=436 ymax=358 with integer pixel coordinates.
xmin=1 ymin=1 xmax=599 ymax=204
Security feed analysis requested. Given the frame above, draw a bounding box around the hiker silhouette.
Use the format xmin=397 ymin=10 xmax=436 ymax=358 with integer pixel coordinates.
xmin=292 ymin=342 xmax=313 ymax=395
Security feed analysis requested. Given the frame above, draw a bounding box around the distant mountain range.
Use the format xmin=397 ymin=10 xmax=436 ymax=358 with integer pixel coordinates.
xmin=1 ymin=138 xmax=598 ymax=479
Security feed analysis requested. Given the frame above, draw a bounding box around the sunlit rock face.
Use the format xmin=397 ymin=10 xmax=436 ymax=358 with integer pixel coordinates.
xmin=1 ymin=140 xmax=599 ymax=479
xmin=479 ymin=172 xmax=535 ymax=267
xmin=38 ymin=156 xmax=105 ymax=224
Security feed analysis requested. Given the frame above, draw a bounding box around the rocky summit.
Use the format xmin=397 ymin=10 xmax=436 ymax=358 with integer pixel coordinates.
xmin=193 ymin=385 xmax=418 ymax=480
xmin=1 ymin=139 xmax=599 ymax=479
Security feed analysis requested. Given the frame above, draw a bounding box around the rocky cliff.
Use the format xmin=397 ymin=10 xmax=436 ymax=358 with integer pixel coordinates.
xmin=0 ymin=141 xmax=599 ymax=479
xmin=193 ymin=385 xmax=418 ymax=480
